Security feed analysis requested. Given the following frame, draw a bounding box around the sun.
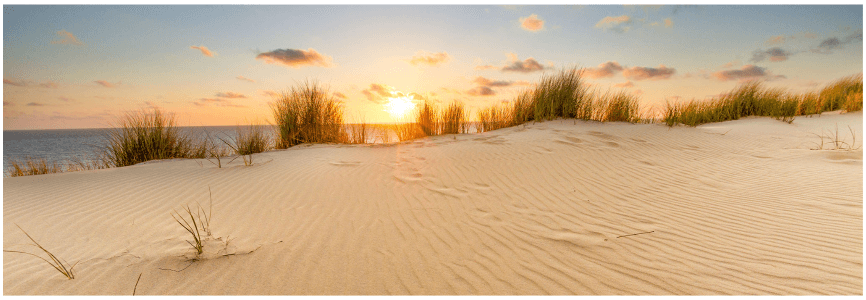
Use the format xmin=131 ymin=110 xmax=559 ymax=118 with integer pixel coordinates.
xmin=384 ymin=96 xmax=416 ymax=121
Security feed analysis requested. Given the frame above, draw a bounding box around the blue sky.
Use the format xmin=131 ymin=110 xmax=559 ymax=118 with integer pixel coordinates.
xmin=3 ymin=5 xmax=863 ymax=129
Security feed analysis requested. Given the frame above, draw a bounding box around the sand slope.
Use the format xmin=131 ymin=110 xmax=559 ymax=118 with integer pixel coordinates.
xmin=4 ymin=112 xmax=862 ymax=295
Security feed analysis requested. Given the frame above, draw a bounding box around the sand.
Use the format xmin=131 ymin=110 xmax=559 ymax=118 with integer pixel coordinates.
xmin=3 ymin=112 xmax=862 ymax=295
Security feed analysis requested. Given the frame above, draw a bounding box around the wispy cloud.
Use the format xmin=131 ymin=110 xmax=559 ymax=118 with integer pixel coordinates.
xmin=3 ymin=79 xmax=25 ymax=87
xmin=520 ymin=14 xmax=544 ymax=32
xmin=192 ymin=98 xmax=246 ymax=108
xmin=813 ymin=32 xmax=862 ymax=53
xmin=58 ymin=97 xmax=73 ymax=102
xmin=501 ymin=54 xmax=549 ymax=73
xmin=361 ymin=83 xmax=395 ymax=104
xmin=190 ymin=45 xmax=214 ymax=57
xmin=472 ymin=76 xmax=530 ymax=87
xmin=236 ymin=76 xmax=255 ymax=83
xmin=664 ymin=18 xmax=673 ymax=28
xmin=26 ymin=102 xmax=45 ymax=107
xmin=584 ymin=61 xmax=625 ymax=79
xmin=622 ymin=65 xmax=676 ymax=80
xmin=721 ymin=60 xmax=741 ymax=68
xmin=334 ymin=92 xmax=347 ymax=99
xmin=712 ymin=65 xmax=785 ymax=81
xmin=467 ymin=86 xmax=496 ymax=96
xmin=474 ymin=64 xmax=499 ymax=70
xmin=256 ymin=48 xmax=334 ymax=68
xmin=215 ymin=92 xmax=247 ymax=98
xmin=50 ymin=30 xmax=84 ymax=46
xmin=94 ymin=80 xmax=117 ymax=88
xmin=766 ymin=35 xmax=786 ymax=45
xmin=39 ymin=81 xmax=59 ymax=89
xmin=595 ymin=15 xmax=631 ymax=33
xmin=408 ymin=51 xmax=450 ymax=66
xmin=261 ymin=90 xmax=280 ymax=97
xmin=4 ymin=101 xmax=13 ymax=106
xmin=751 ymin=47 xmax=792 ymax=62
xmin=3 ymin=79 xmax=58 ymax=88
xmin=614 ymin=81 xmax=634 ymax=88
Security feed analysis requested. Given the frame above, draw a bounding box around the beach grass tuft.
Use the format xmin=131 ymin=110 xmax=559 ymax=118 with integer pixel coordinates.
xmin=171 ymin=188 xmax=213 ymax=255
xmin=271 ymin=81 xmax=347 ymax=149
xmin=100 ymin=108 xmax=206 ymax=168
xmin=531 ymin=67 xmax=588 ymax=121
xmin=441 ymin=100 xmax=468 ymax=134
xmin=4 ymin=224 xmax=78 ymax=279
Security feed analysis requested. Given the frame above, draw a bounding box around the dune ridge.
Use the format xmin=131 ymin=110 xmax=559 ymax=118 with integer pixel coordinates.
xmin=4 ymin=112 xmax=862 ymax=295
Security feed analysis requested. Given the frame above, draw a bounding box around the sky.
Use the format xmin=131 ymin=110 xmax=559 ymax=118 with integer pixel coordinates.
xmin=2 ymin=5 xmax=863 ymax=130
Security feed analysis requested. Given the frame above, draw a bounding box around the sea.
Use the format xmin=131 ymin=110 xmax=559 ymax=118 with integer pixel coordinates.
xmin=3 ymin=124 xmax=482 ymax=177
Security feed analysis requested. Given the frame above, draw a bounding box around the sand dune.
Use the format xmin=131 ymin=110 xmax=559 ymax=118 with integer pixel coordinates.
xmin=4 ymin=112 xmax=862 ymax=295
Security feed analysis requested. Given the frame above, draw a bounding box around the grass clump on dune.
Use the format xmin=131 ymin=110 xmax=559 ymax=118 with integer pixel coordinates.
xmin=596 ymin=89 xmax=642 ymax=123
xmin=101 ymin=108 xmax=207 ymax=167
xmin=271 ymin=81 xmax=347 ymax=149
xmin=219 ymin=124 xmax=271 ymax=166
xmin=8 ymin=158 xmax=64 ymax=177
xmin=440 ymin=100 xmax=468 ymax=134
xmin=531 ymin=67 xmax=588 ymax=121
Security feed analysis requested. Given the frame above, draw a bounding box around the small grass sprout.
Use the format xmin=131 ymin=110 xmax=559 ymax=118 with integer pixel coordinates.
xmin=4 ymin=224 xmax=79 ymax=279
xmin=171 ymin=187 xmax=214 ymax=255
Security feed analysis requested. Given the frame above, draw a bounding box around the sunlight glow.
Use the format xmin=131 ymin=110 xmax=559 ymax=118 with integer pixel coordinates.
xmin=384 ymin=96 xmax=416 ymax=120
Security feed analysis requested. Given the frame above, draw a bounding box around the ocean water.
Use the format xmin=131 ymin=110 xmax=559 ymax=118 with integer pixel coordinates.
xmin=3 ymin=126 xmax=260 ymax=176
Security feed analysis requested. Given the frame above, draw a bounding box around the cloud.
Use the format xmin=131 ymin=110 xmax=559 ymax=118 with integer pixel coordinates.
xmin=409 ymin=51 xmax=450 ymax=66
xmin=236 ymin=76 xmax=255 ymax=83
xmin=50 ymin=30 xmax=84 ymax=46
xmin=595 ymin=15 xmax=631 ymax=32
xmin=814 ymin=32 xmax=863 ymax=53
xmin=711 ymin=65 xmax=785 ymax=81
xmin=261 ymin=90 xmax=280 ymax=97
xmin=467 ymin=86 xmax=496 ymax=96
xmin=721 ymin=60 xmax=740 ymax=68
xmin=664 ymin=18 xmax=673 ymax=28
xmin=2 ymin=79 xmax=57 ymax=88
xmin=614 ymin=81 xmax=634 ymax=88
xmin=58 ymin=97 xmax=73 ymax=102
xmin=334 ymin=92 xmax=347 ymax=99
xmin=502 ymin=57 xmax=548 ymax=73
xmin=361 ymin=83 xmax=396 ymax=104
xmin=803 ymin=32 xmax=817 ymax=39
xmin=256 ymin=48 xmax=334 ymax=68
xmin=584 ymin=61 xmax=625 ymax=79
xmin=520 ymin=14 xmax=544 ymax=32
xmin=766 ymin=35 xmax=786 ymax=45
xmin=622 ymin=65 xmax=675 ymax=80
xmin=472 ymin=76 xmax=529 ymax=87
xmin=474 ymin=64 xmax=499 ymax=70
xmin=4 ymin=79 xmax=25 ymax=86
xmin=26 ymin=102 xmax=45 ymax=106
xmin=3 ymin=101 xmax=12 ymax=106
xmin=215 ymin=92 xmax=247 ymax=98
xmin=38 ymin=81 xmax=59 ymax=89
xmin=94 ymin=80 xmax=117 ymax=88
xmin=192 ymin=98 xmax=246 ymax=108
xmin=190 ymin=45 xmax=214 ymax=57
xmin=751 ymin=47 xmax=792 ymax=62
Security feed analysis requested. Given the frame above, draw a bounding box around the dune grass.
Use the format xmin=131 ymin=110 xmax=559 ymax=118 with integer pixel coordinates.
xmin=101 ymin=108 xmax=207 ymax=168
xmin=271 ymin=81 xmax=347 ymax=149
xmin=531 ymin=67 xmax=588 ymax=121
xmin=664 ymin=74 xmax=863 ymax=127
xmin=4 ymin=224 xmax=78 ymax=279
xmin=416 ymin=99 xmax=439 ymax=136
xmin=8 ymin=158 xmax=64 ymax=177
xmin=596 ymin=89 xmax=642 ymax=123
xmin=477 ymin=104 xmax=514 ymax=133
xmin=441 ymin=100 xmax=468 ymax=134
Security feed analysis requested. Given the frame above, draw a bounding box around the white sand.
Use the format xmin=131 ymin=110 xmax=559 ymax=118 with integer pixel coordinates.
xmin=4 ymin=112 xmax=862 ymax=295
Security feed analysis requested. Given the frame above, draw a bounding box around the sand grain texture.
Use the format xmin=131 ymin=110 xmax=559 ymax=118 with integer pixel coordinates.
xmin=4 ymin=112 xmax=862 ymax=295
